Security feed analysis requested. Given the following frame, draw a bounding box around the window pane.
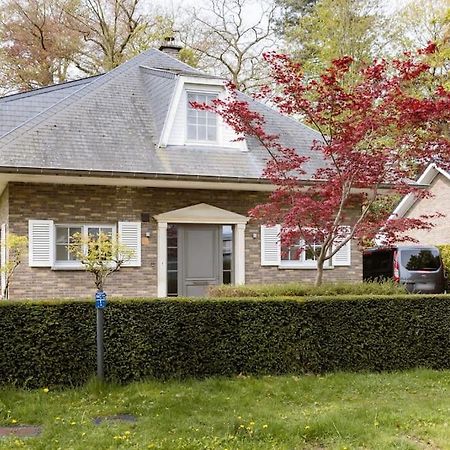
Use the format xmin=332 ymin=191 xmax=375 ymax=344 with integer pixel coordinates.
xmin=168 ymin=247 xmax=177 ymax=262
xmin=198 ymin=126 xmax=207 ymax=141
xmin=207 ymin=126 xmax=216 ymax=141
xmin=56 ymin=227 xmax=68 ymax=244
xmin=167 ymin=261 xmax=177 ymax=271
xmin=223 ymin=271 xmax=231 ymax=285
xmin=187 ymin=125 xmax=197 ymax=140
xmin=100 ymin=227 xmax=113 ymax=238
xmin=56 ymin=245 xmax=68 ymax=261
xmin=167 ymin=271 xmax=178 ymax=296
xmin=223 ymin=254 xmax=231 ymax=271
xmin=88 ymin=227 xmax=99 ymax=238
xmin=186 ymin=92 xmax=218 ymax=142
xmin=401 ymin=249 xmax=440 ymax=271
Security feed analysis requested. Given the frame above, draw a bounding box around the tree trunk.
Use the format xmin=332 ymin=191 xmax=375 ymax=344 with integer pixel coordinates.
xmin=315 ymin=259 xmax=325 ymax=286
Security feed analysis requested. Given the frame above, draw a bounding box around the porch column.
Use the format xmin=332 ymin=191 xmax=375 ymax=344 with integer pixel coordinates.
xmin=234 ymin=223 xmax=246 ymax=285
xmin=157 ymin=222 xmax=168 ymax=297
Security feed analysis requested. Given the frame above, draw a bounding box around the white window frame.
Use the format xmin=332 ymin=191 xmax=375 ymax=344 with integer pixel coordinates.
xmin=53 ymin=223 xmax=116 ymax=270
xmin=279 ymin=239 xmax=332 ymax=270
xmin=185 ymin=90 xmax=220 ymax=145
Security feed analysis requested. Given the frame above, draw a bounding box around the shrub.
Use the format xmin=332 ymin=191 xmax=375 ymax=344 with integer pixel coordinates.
xmin=208 ymin=280 xmax=406 ymax=298
xmin=438 ymin=244 xmax=450 ymax=274
xmin=1 ymin=294 xmax=449 ymax=388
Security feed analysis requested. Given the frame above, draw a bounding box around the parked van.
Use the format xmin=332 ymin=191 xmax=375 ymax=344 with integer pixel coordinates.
xmin=363 ymin=245 xmax=447 ymax=293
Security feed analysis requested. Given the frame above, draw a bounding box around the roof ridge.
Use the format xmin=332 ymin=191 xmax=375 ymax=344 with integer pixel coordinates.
xmin=139 ymin=65 xmax=177 ymax=79
xmin=0 ymin=75 xmax=102 ymax=103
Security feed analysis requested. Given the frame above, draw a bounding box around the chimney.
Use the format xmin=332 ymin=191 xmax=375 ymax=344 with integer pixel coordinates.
xmin=159 ymin=36 xmax=183 ymax=59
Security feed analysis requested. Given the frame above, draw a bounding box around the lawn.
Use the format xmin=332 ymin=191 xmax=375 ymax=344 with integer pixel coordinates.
xmin=0 ymin=369 xmax=449 ymax=449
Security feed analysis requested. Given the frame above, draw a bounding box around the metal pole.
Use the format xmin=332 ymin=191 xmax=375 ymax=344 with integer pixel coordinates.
xmin=96 ymin=307 xmax=104 ymax=380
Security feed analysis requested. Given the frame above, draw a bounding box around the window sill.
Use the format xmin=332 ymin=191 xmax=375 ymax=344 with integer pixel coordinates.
xmin=52 ymin=264 xmax=85 ymax=271
xmin=279 ymin=263 xmax=334 ymax=270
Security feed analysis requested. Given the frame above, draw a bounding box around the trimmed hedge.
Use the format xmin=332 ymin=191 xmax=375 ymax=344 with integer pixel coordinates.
xmin=208 ymin=280 xmax=407 ymax=297
xmin=1 ymin=295 xmax=450 ymax=388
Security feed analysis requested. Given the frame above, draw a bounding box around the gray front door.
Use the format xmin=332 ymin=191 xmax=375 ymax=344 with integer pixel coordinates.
xmin=178 ymin=224 xmax=222 ymax=297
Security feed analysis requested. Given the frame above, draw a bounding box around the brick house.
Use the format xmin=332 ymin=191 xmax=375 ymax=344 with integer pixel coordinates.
xmin=392 ymin=163 xmax=450 ymax=245
xmin=0 ymin=47 xmax=361 ymax=300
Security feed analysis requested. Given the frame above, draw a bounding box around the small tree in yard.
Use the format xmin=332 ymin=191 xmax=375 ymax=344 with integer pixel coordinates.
xmin=198 ymin=44 xmax=450 ymax=285
xmin=67 ymin=232 xmax=134 ymax=291
xmin=1 ymin=233 xmax=28 ymax=299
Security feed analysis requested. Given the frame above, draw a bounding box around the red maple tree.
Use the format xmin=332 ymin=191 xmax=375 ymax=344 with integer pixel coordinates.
xmin=196 ymin=44 xmax=450 ymax=285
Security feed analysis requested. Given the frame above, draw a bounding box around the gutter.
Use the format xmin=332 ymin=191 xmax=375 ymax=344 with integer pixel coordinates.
xmin=0 ymin=166 xmax=417 ymax=190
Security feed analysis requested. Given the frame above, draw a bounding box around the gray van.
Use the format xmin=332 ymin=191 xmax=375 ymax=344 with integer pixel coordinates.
xmin=363 ymin=245 xmax=447 ymax=293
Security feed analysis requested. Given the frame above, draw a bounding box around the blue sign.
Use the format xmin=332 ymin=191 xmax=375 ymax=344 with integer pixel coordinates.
xmin=95 ymin=291 xmax=107 ymax=309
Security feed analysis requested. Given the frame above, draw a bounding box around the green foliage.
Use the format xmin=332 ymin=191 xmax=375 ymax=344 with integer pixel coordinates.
xmin=437 ymin=244 xmax=450 ymax=274
xmin=282 ymin=0 xmax=390 ymax=81
xmin=1 ymin=294 xmax=449 ymax=388
xmin=1 ymin=232 xmax=28 ymax=299
xmin=67 ymin=232 xmax=134 ymax=291
xmin=209 ymin=281 xmax=407 ymax=297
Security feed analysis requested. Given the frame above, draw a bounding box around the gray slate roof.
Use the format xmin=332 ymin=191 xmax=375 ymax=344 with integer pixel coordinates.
xmin=0 ymin=49 xmax=324 ymax=182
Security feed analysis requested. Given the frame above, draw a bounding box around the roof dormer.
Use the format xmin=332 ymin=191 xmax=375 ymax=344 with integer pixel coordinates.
xmin=158 ymin=75 xmax=247 ymax=151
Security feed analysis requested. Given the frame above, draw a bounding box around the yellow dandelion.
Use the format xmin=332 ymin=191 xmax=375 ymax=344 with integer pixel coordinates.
xmin=11 ymin=419 xmax=17 ymax=424
xmin=43 ymin=388 xmax=49 ymax=393
xmin=263 ymin=424 xmax=268 ymax=429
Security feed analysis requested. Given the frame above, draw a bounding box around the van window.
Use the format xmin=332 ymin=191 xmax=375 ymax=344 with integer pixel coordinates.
xmin=363 ymin=250 xmax=394 ymax=280
xmin=400 ymin=249 xmax=441 ymax=271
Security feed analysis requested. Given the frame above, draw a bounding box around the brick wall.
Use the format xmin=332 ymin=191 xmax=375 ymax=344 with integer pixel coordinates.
xmin=6 ymin=182 xmax=362 ymax=299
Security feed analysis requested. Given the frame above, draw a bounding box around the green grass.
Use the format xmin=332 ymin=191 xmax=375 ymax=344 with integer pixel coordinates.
xmin=208 ymin=280 xmax=407 ymax=298
xmin=0 ymin=369 xmax=449 ymax=449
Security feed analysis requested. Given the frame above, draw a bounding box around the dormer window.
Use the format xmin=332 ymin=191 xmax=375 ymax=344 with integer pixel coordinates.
xmin=186 ymin=92 xmax=218 ymax=142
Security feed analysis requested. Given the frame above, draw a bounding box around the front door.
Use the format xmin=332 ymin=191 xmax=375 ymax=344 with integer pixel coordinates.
xmin=178 ymin=224 xmax=222 ymax=297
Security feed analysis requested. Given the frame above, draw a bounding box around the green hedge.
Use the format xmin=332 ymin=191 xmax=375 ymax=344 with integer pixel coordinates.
xmin=208 ymin=280 xmax=406 ymax=297
xmin=1 ymin=295 xmax=449 ymax=388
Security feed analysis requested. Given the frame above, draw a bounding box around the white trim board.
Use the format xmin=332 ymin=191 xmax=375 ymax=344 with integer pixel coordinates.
xmin=391 ymin=163 xmax=450 ymax=219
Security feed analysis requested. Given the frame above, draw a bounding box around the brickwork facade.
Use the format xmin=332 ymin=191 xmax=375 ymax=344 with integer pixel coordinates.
xmin=3 ymin=182 xmax=362 ymax=299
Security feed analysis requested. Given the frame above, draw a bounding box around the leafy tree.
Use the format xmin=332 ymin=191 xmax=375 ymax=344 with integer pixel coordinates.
xmin=1 ymin=233 xmax=28 ymax=299
xmin=67 ymin=231 xmax=134 ymax=291
xmin=392 ymin=0 xmax=450 ymax=90
xmin=201 ymin=46 xmax=450 ymax=285
xmin=0 ymin=0 xmax=82 ymax=91
xmin=280 ymin=0 xmax=390 ymax=81
xmin=274 ymin=0 xmax=318 ymax=31
xmin=178 ymin=0 xmax=277 ymax=92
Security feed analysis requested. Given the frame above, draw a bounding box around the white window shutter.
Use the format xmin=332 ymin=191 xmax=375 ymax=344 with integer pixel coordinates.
xmin=29 ymin=220 xmax=54 ymax=267
xmin=261 ymin=225 xmax=281 ymax=266
xmin=332 ymin=226 xmax=351 ymax=266
xmin=118 ymin=222 xmax=141 ymax=267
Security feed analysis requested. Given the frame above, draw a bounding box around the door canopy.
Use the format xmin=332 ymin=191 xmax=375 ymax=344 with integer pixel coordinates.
xmin=154 ymin=203 xmax=249 ymax=225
